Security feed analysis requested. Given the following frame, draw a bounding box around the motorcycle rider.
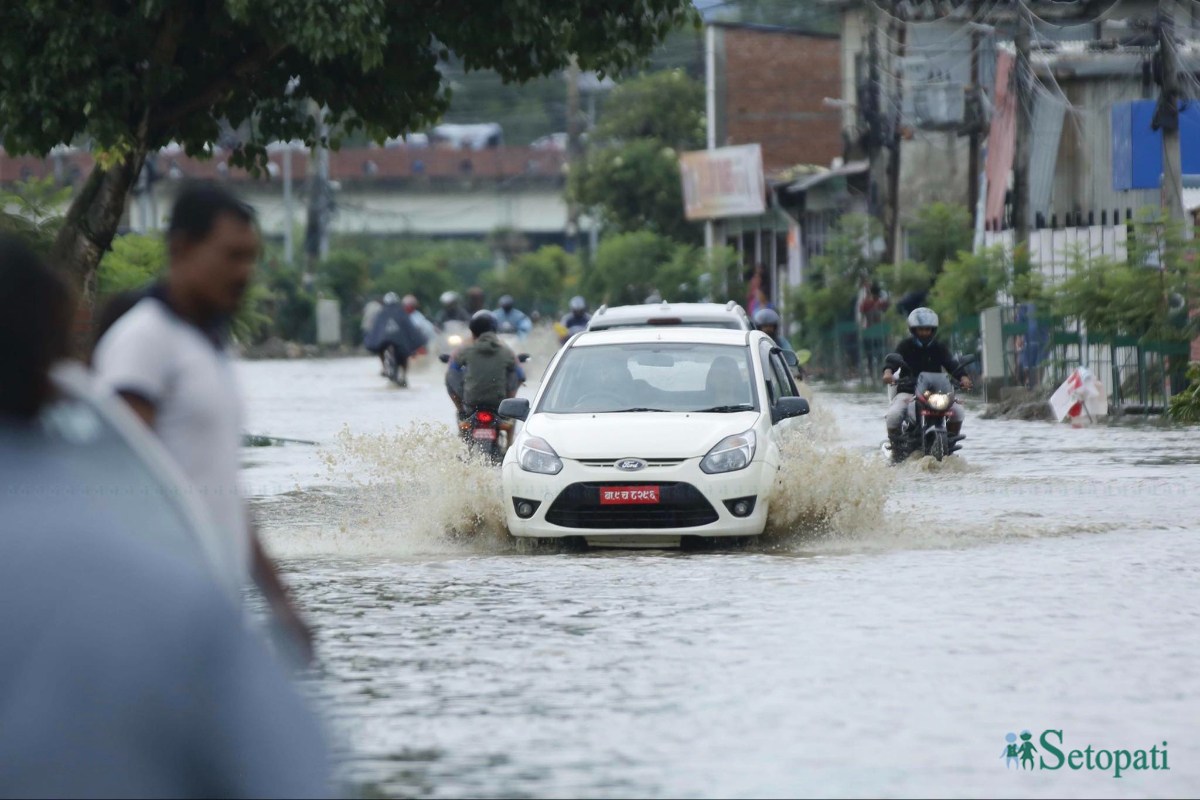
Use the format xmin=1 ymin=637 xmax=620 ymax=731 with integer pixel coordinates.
xmin=465 ymin=286 xmax=487 ymax=315
xmin=882 ymin=308 xmax=973 ymax=454
xmin=435 ymin=290 xmax=471 ymax=329
xmin=752 ymin=307 xmax=793 ymax=350
xmin=363 ymin=292 xmax=426 ymax=386
xmin=493 ymin=295 xmax=533 ymax=339
xmin=445 ymin=310 xmax=524 ymax=419
xmin=560 ymin=295 xmax=590 ymax=342
xmin=402 ymin=294 xmax=437 ymax=345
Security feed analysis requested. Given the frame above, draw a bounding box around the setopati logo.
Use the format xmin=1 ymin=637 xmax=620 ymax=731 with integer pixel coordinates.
xmin=1002 ymin=729 xmax=1170 ymax=778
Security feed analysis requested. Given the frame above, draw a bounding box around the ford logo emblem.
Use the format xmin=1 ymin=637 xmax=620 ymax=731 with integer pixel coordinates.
xmin=615 ymin=458 xmax=647 ymax=471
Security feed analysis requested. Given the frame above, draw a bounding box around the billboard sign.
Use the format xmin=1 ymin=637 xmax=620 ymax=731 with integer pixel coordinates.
xmin=679 ymin=144 xmax=766 ymax=220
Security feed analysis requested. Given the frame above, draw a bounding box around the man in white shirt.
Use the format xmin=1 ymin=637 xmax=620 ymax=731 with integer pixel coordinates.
xmin=93 ymin=183 xmax=312 ymax=660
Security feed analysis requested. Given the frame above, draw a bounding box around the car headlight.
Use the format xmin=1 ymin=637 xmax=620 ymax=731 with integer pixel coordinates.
xmin=447 ymin=334 xmax=463 ymax=347
xmin=518 ymin=436 xmax=563 ymax=475
xmin=927 ymin=392 xmax=951 ymax=411
xmin=700 ymin=430 xmax=756 ymax=474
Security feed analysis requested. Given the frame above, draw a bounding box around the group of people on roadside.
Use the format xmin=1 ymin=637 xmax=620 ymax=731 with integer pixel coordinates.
xmin=1 ymin=184 xmax=332 ymax=796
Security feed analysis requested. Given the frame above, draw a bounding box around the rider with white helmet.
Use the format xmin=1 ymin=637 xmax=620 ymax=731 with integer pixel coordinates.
xmin=434 ymin=290 xmax=470 ymax=328
xmin=882 ymin=308 xmax=973 ymax=452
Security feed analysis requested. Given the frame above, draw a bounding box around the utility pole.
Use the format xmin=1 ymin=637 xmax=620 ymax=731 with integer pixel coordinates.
xmin=282 ymin=145 xmax=294 ymax=264
xmin=305 ymin=105 xmax=332 ymax=278
xmin=705 ymin=23 xmax=717 ymax=261
xmin=1013 ymin=5 xmax=1033 ymax=245
xmin=885 ymin=13 xmax=906 ymax=264
xmin=967 ymin=16 xmax=982 ymax=229
xmin=866 ymin=3 xmax=888 ymax=230
xmin=1157 ymin=0 xmax=1186 ymax=223
xmin=566 ymin=57 xmax=582 ymax=253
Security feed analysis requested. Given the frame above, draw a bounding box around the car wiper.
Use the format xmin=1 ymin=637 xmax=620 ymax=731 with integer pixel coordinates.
xmin=609 ymin=407 xmax=671 ymax=413
xmin=692 ymin=404 xmax=755 ymax=413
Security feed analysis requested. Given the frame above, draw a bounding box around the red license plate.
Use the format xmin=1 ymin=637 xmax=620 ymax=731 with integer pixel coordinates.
xmin=599 ymin=486 xmax=661 ymax=505
xmin=472 ymin=428 xmax=498 ymax=441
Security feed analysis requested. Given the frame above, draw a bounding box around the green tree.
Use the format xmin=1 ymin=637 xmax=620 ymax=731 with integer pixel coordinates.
xmin=317 ymin=249 xmax=369 ymax=340
xmin=0 ymin=1 xmax=696 ymax=299
xmin=928 ymin=245 xmax=1008 ymax=326
xmin=1167 ymin=363 xmax=1200 ymax=423
xmin=483 ymin=245 xmax=581 ymax=317
xmin=791 ymin=214 xmax=883 ymax=346
xmin=0 ymin=177 xmax=71 ymax=256
xmin=96 ymin=234 xmax=165 ymax=296
xmin=586 ymin=230 xmax=678 ymax=304
xmin=371 ymin=257 xmax=457 ymax=312
xmin=907 ymin=202 xmax=972 ymax=276
xmin=569 ymin=69 xmax=704 ymax=243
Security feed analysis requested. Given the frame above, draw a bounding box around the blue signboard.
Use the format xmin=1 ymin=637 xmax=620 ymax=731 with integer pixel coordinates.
xmin=1112 ymin=100 xmax=1200 ymax=190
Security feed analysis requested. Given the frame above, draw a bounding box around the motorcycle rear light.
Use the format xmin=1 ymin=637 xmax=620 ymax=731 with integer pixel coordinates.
xmin=476 ymin=411 xmax=495 ymax=424
xmin=513 ymin=498 xmax=541 ymax=519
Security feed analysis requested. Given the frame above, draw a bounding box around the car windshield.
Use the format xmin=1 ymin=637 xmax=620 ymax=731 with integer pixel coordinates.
xmin=538 ymin=342 xmax=757 ymax=414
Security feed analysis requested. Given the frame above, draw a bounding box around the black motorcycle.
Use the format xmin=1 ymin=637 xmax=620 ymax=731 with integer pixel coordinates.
xmin=882 ymin=353 xmax=975 ymax=463
xmin=440 ymin=352 xmax=531 ymax=465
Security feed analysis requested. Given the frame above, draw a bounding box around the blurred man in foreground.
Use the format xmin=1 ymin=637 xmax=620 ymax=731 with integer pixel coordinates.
xmin=92 ymin=183 xmax=312 ymax=660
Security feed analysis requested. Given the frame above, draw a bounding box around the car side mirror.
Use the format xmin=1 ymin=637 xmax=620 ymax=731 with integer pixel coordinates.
xmin=438 ymin=353 xmax=451 ymax=364
xmin=779 ymin=349 xmax=799 ymax=368
xmin=498 ymin=397 xmax=530 ymax=421
xmin=773 ymin=397 xmax=810 ymax=423
xmin=517 ymin=353 xmax=530 ymax=363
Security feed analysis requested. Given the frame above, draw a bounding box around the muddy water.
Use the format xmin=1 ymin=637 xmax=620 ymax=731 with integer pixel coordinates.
xmin=240 ymin=347 xmax=1200 ymax=799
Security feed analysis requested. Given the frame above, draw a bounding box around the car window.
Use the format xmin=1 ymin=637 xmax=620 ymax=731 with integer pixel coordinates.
xmin=538 ymin=342 xmax=757 ymax=413
xmin=759 ymin=340 xmax=779 ymax=405
xmin=769 ymin=352 xmax=797 ymax=398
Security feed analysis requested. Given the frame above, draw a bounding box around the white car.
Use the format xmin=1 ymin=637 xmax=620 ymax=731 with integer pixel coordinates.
xmin=497 ymin=327 xmax=809 ymax=548
xmin=586 ymin=301 xmax=752 ymax=333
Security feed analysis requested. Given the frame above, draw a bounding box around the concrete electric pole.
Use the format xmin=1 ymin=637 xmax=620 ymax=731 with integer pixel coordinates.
xmin=1012 ymin=4 xmax=1033 ymax=246
xmin=1157 ymin=0 xmax=1186 ymax=223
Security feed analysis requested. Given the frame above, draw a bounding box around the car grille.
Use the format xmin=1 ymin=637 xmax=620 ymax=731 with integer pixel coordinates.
xmin=576 ymin=458 xmax=686 ymax=468
xmin=544 ymin=482 xmax=718 ymax=529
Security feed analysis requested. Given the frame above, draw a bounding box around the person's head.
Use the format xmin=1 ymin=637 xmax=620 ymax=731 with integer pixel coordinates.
xmin=440 ymin=290 xmax=460 ymax=308
xmin=382 ymin=292 xmax=399 ymax=306
xmin=465 ymin=286 xmax=485 ymax=311
xmin=498 ymin=294 xmax=515 ymax=312
xmin=753 ymin=307 xmax=780 ymax=337
xmin=0 ymin=235 xmax=74 ymax=419
xmin=166 ymin=183 xmax=260 ymax=319
xmin=469 ymin=309 xmax=497 ymax=339
xmin=907 ymin=307 xmax=939 ymax=345
xmin=569 ymin=295 xmax=586 ymax=314
xmin=401 ymin=294 xmax=419 ymax=312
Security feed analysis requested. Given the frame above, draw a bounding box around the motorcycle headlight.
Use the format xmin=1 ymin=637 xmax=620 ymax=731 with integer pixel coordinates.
xmin=448 ymin=334 xmax=463 ymax=347
xmin=518 ymin=436 xmax=563 ymax=475
xmin=700 ymin=430 xmax=756 ymax=474
xmin=927 ymin=392 xmax=951 ymax=411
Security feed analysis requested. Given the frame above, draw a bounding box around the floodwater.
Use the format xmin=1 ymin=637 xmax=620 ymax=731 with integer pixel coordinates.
xmin=239 ymin=338 xmax=1200 ymax=799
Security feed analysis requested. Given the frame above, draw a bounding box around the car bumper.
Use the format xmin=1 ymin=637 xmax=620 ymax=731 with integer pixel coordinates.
xmin=502 ymin=456 xmax=773 ymax=545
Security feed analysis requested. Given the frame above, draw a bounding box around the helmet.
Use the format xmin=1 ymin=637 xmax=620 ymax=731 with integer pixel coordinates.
xmin=469 ymin=309 xmax=497 ymax=338
xmin=440 ymin=290 xmax=460 ymax=307
xmin=569 ymin=295 xmax=586 ymax=313
xmin=498 ymin=294 xmax=514 ymax=311
xmin=401 ymin=294 xmax=418 ymax=311
xmin=382 ymin=292 xmax=399 ymax=305
xmin=907 ymin=307 xmax=939 ymax=342
xmin=753 ymin=307 xmax=780 ymax=329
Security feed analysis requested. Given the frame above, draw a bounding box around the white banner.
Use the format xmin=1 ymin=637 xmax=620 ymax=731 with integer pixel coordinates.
xmin=679 ymin=144 xmax=766 ymax=220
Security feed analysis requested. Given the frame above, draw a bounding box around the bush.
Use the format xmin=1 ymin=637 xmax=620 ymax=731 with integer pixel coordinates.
xmin=1167 ymin=363 xmax=1200 ymax=423
xmin=97 ymin=234 xmax=165 ymax=295
xmin=482 ymin=245 xmax=580 ymax=317
xmin=929 ymin=245 xmax=1008 ymax=325
xmin=907 ymin=202 xmax=971 ymax=274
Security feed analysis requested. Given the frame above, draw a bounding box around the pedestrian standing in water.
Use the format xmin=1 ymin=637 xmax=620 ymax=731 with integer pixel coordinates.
xmin=0 ymin=233 xmax=331 ymax=798
xmin=92 ymin=183 xmax=313 ymax=662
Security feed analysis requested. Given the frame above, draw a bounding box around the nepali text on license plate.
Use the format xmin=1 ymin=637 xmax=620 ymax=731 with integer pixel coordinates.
xmin=472 ymin=428 xmax=498 ymax=441
xmin=599 ymin=486 xmax=660 ymax=505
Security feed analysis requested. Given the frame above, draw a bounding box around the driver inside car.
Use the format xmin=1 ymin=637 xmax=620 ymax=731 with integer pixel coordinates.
xmin=705 ymin=356 xmax=747 ymax=407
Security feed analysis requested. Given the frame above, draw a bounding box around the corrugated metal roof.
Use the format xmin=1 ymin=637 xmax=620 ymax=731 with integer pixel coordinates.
xmin=782 ymin=160 xmax=869 ymax=193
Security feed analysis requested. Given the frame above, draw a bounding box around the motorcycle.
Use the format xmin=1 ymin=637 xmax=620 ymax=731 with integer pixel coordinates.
xmin=434 ymin=320 xmax=470 ymax=361
xmin=882 ymin=353 xmax=976 ymax=463
xmin=439 ymin=352 xmax=531 ymax=465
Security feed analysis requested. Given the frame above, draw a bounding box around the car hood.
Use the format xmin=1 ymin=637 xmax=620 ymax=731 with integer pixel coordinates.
xmin=525 ymin=411 xmax=761 ymax=460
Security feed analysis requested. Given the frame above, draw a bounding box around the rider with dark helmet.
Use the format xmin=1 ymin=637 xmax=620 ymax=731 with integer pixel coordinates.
xmin=752 ymin=307 xmax=792 ymax=350
xmin=882 ymin=307 xmax=972 ymax=451
xmin=560 ymin=296 xmax=590 ymax=342
xmin=445 ymin=310 xmax=523 ymax=417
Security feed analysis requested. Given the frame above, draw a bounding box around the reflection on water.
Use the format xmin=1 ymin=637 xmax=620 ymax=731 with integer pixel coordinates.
xmin=241 ymin=358 xmax=1200 ymax=798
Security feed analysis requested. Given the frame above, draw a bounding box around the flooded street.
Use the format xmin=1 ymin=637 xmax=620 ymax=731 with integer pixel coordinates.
xmin=240 ymin=352 xmax=1200 ymax=799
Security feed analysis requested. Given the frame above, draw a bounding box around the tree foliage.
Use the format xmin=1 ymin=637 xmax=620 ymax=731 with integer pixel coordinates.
xmin=0 ymin=177 xmax=70 ymax=256
xmin=97 ymin=234 xmax=165 ymax=296
xmin=929 ymin=245 xmax=1009 ymax=326
xmin=569 ymin=69 xmax=703 ymax=243
xmin=907 ymin=202 xmax=972 ymax=275
xmin=790 ymin=214 xmax=883 ymax=342
xmin=483 ymin=245 xmax=581 ymax=317
xmin=585 ymin=230 xmax=735 ymax=305
xmin=0 ymin=0 xmax=696 ymax=292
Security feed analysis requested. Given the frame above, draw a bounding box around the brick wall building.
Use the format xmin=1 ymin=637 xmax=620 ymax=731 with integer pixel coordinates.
xmin=714 ymin=23 xmax=842 ymax=175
